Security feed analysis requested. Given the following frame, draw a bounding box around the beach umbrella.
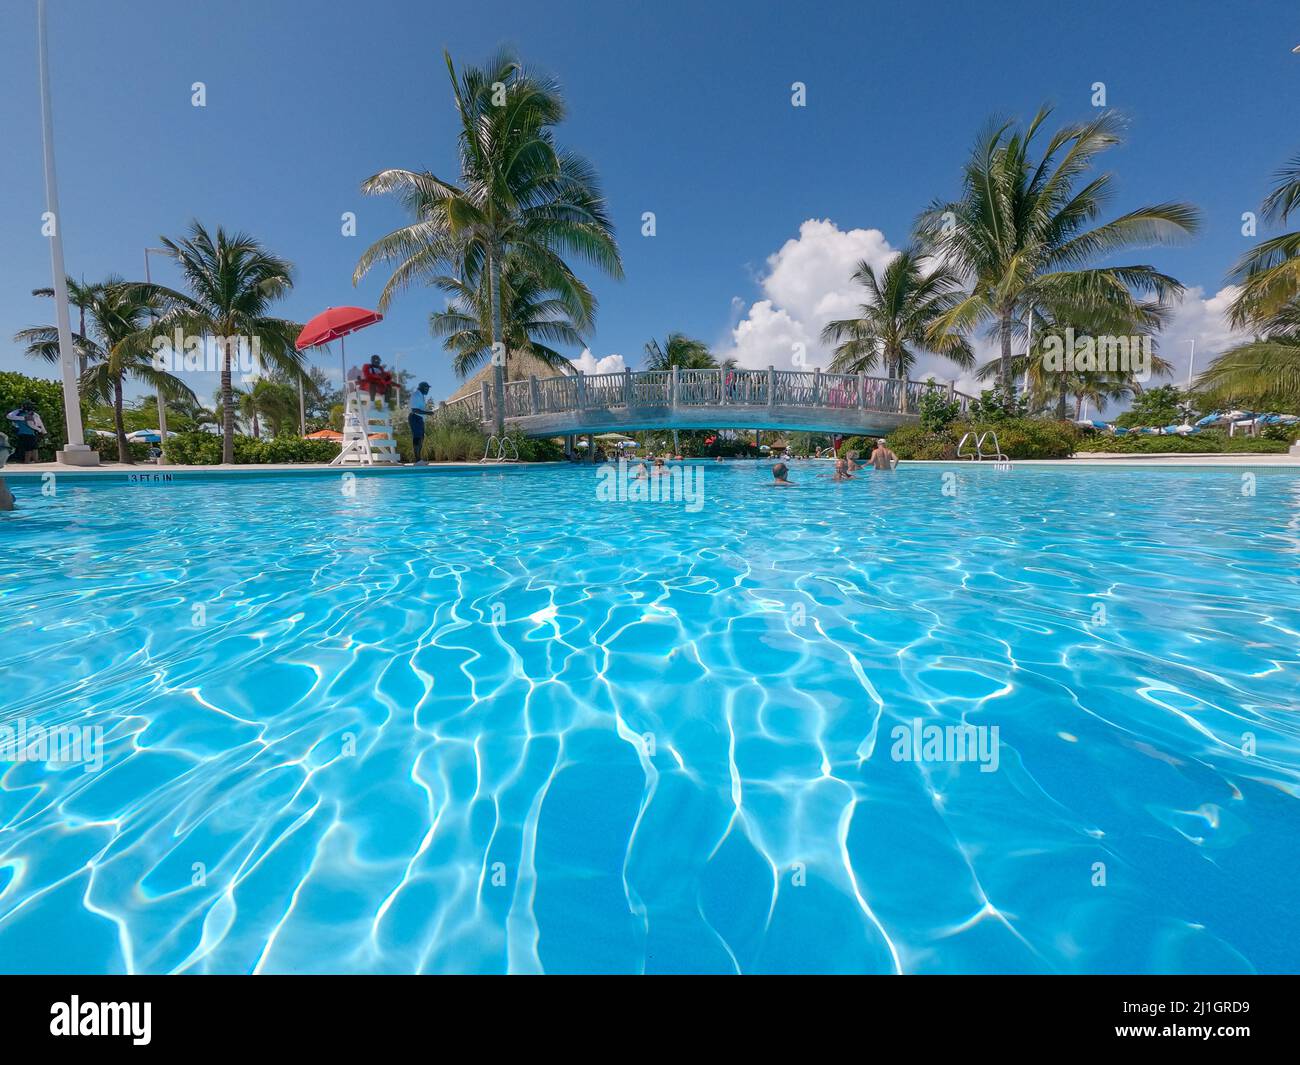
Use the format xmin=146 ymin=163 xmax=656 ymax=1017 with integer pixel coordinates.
xmin=126 ymin=429 xmax=162 ymax=443
xmin=296 ymin=306 xmax=384 ymax=398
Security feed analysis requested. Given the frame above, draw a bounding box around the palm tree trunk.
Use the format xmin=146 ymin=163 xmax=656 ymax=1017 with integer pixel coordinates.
xmin=221 ymin=337 xmax=235 ymax=464
xmin=112 ymin=375 xmax=131 ymax=464
xmin=1056 ymin=377 xmax=1068 ymax=421
xmin=78 ymin=303 xmax=87 ymax=377
xmin=490 ymin=247 xmax=505 ymax=435
xmin=999 ymin=312 xmax=1015 ymax=409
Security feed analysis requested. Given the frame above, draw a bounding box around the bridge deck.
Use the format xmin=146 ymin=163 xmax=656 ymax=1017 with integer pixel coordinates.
xmin=432 ymin=366 xmax=975 ymax=439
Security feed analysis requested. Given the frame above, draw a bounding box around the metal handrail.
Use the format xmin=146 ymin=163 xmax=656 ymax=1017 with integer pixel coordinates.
xmin=957 ymin=430 xmax=1007 ymax=461
xmin=446 ymin=368 xmax=979 ymax=427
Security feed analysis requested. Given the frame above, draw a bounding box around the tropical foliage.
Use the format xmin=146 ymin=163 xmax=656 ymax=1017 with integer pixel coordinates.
xmin=820 ymin=247 xmax=973 ymax=379
xmin=643 ymin=333 xmax=727 ymax=370
xmin=355 ymin=50 xmax=622 ymax=427
xmin=915 ymin=107 xmax=1198 ymax=407
xmin=1201 ymin=159 xmax=1300 ymax=410
xmin=429 ymin=255 xmax=586 ymax=377
xmin=15 ymin=278 xmax=195 ymax=462
xmin=147 ymin=223 xmax=305 ymax=463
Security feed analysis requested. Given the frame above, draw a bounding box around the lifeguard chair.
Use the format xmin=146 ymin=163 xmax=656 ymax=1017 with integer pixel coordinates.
xmin=332 ymin=387 xmax=399 ymax=466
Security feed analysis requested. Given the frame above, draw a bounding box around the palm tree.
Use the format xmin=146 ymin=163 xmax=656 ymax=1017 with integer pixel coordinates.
xmin=643 ymin=333 xmax=716 ymax=370
xmin=1229 ymin=154 xmax=1300 ymax=327
xmin=1208 ymin=156 xmax=1300 ymax=410
xmin=820 ymin=248 xmax=973 ymax=383
xmin=430 ymin=257 xmax=587 ymax=378
xmin=355 ymin=49 xmax=623 ymax=432
xmin=15 ymin=279 xmax=196 ymax=462
xmin=31 ymin=277 xmax=96 ymax=376
xmin=1197 ymin=302 xmax=1300 ymax=409
xmin=980 ymin=302 xmax=1172 ymax=418
xmin=916 ymin=107 xmax=1199 ymax=408
xmin=147 ymin=222 xmax=304 ymax=463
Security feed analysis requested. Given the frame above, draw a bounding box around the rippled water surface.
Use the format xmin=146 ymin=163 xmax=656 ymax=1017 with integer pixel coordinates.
xmin=2 ymin=461 xmax=1299 ymax=974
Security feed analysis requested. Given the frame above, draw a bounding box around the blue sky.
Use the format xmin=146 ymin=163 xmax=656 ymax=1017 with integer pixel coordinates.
xmin=2 ymin=0 xmax=1298 ymax=404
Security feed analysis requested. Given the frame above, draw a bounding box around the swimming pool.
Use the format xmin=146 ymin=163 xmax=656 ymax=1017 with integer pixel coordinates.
xmin=1 ymin=462 xmax=1298 ymax=973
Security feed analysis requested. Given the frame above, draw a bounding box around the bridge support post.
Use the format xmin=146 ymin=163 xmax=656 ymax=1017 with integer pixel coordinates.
xmin=813 ymin=368 xmax=821 ymax=405
xmin=623 ymin=367 xmax=632 ymax=408
xmin=670 ymin=366 xmax=679 ymax=412
xmin=576 ymin=370 xmax=587 ymax=411
xmin=529 ymin=375 xmax=539 ymax=415
xmin=481 ymin=381 xmax=492 ymax=430
xmin=767 ymin=365 xmax=775 ymax=410
xmin=857 ymin=372 xmax=866 ymax=410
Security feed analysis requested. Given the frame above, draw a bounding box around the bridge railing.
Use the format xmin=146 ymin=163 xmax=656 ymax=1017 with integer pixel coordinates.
xmin=462 ymin=366 xmax=977 ymax=425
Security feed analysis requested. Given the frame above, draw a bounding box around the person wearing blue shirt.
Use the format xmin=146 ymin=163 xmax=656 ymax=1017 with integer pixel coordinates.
xmin=408 ymin=382 xmax=431 ymax=464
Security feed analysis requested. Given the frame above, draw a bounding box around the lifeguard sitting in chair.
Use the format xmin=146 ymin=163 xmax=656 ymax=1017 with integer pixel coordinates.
xmin=357 ymin=355 xmax=394 ymax=404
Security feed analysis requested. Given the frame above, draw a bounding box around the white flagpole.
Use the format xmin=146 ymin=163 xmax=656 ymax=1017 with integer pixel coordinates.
xmin=37 ymin=0 xmax=94 ymax=464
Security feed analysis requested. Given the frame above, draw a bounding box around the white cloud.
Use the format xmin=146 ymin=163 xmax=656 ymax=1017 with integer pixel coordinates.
xmin=717 ymin=220 xmax=1245 ymax=403
xmin=1152 ymin=285 xmax=1247 ymax=390
xmin=718 ymin=219 xmax=899 ymax=374
xmin=570 ymin=348 xmax=626 ymax=375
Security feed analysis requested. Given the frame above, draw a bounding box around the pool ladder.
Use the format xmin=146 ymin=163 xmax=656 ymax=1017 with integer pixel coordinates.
xmin=480 ymin=436 xmax=519 ymax=463
xmin=956 ymin=430 xmax=1007 ymax=461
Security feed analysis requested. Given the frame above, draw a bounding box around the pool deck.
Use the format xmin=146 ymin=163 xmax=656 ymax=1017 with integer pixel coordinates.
xmin=2 ymin=451 xmax=1299 ymax=483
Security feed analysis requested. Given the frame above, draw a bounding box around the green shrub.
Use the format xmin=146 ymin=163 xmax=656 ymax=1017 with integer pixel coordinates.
xmin=918 ymin=387 xmax=963 ymax=431
xmin=885 ymin=418 xmax=1078 ymax=460
xmin=164 ymin=431 xmax=341 ymax=465
xmin=1074 ymin=430 xmax=1290 ymax=454
xmin=0 ymin=370 xmax=71 ymax=461
xmin=1260 ymin=422 xmax=1298 ymax=442
xmin=505 ymin=429 xmax=564 ymax=462
xmin=89 ymin=434 xmax=153 ymax=463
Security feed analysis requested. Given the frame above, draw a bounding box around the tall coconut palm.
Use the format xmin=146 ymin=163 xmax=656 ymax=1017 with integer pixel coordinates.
xmin=643 ymin=333 xmax=716 ymax=370
xmin=916 ymin=107 xmax=1199 ymax=408
xmin=145 ymin=223 xmax=304 ymax=463
xmin=1198 ymin=302 xmax=1300 ymax=409
xmin=820 ymin=248 xmax=974 ymax=382
xmin=16 ymin=279 xmax=196 ymax=463
xmin=1229 ymin=153 xmax=1300 ymax=327
xmin=355 ymin=50 xmax=623 ymax=432
xmin=980 ymin=302 xmax=1172 ymax=418
xmin=1209 ymin=155 xmax=1300 ymax=409
xmin=430 ymin=258 xmax=587 ymax=378
xmin=31 ymin=277 xmax=96 ymax=376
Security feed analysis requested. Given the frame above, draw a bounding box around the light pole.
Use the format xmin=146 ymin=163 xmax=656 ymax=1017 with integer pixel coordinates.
xmin=37 ymin=0 xmax=96 ymax=465
xmin=144 ymin=247 xmax=170 ymax=462
xmin=1184 ymin=338 xmax=1197 ymax=390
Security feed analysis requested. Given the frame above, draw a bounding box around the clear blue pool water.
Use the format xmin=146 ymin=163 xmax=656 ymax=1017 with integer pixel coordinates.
xmin=1 ymin=461 xmax=1298 ymax=974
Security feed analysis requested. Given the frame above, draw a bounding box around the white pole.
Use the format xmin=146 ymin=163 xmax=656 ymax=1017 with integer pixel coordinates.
xmin=1185 ymin=338 xmax=1196 ymax=390
xmin=37 ymin=0 xmax=91 ymax=462
xmin=144 ymin=248 xmax=169 ymax=462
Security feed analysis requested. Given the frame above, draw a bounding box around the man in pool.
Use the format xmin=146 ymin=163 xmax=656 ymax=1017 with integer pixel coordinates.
xmin=769 ymin=461 xmax=796 ymax=486
xmin=408 ymin=381 xmax=431 ymax=464
xmin=869 ymin=438 xmax=898 ymax=470
xmin=0 ymin=430 xmax=13 ymax=511
xmin=828 ymin=457 xmax=854 ymax=482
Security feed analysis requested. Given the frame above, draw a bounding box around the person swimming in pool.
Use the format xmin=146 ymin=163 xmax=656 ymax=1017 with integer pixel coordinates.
xmin=769 ymin=461 xmax=796 ymax=486
xmin=869 ymin=438 xmax=898 ymax=470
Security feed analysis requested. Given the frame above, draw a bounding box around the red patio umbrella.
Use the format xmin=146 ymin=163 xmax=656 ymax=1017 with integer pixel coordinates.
xmin=296 ymin=306 xmax=384 ymax=393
